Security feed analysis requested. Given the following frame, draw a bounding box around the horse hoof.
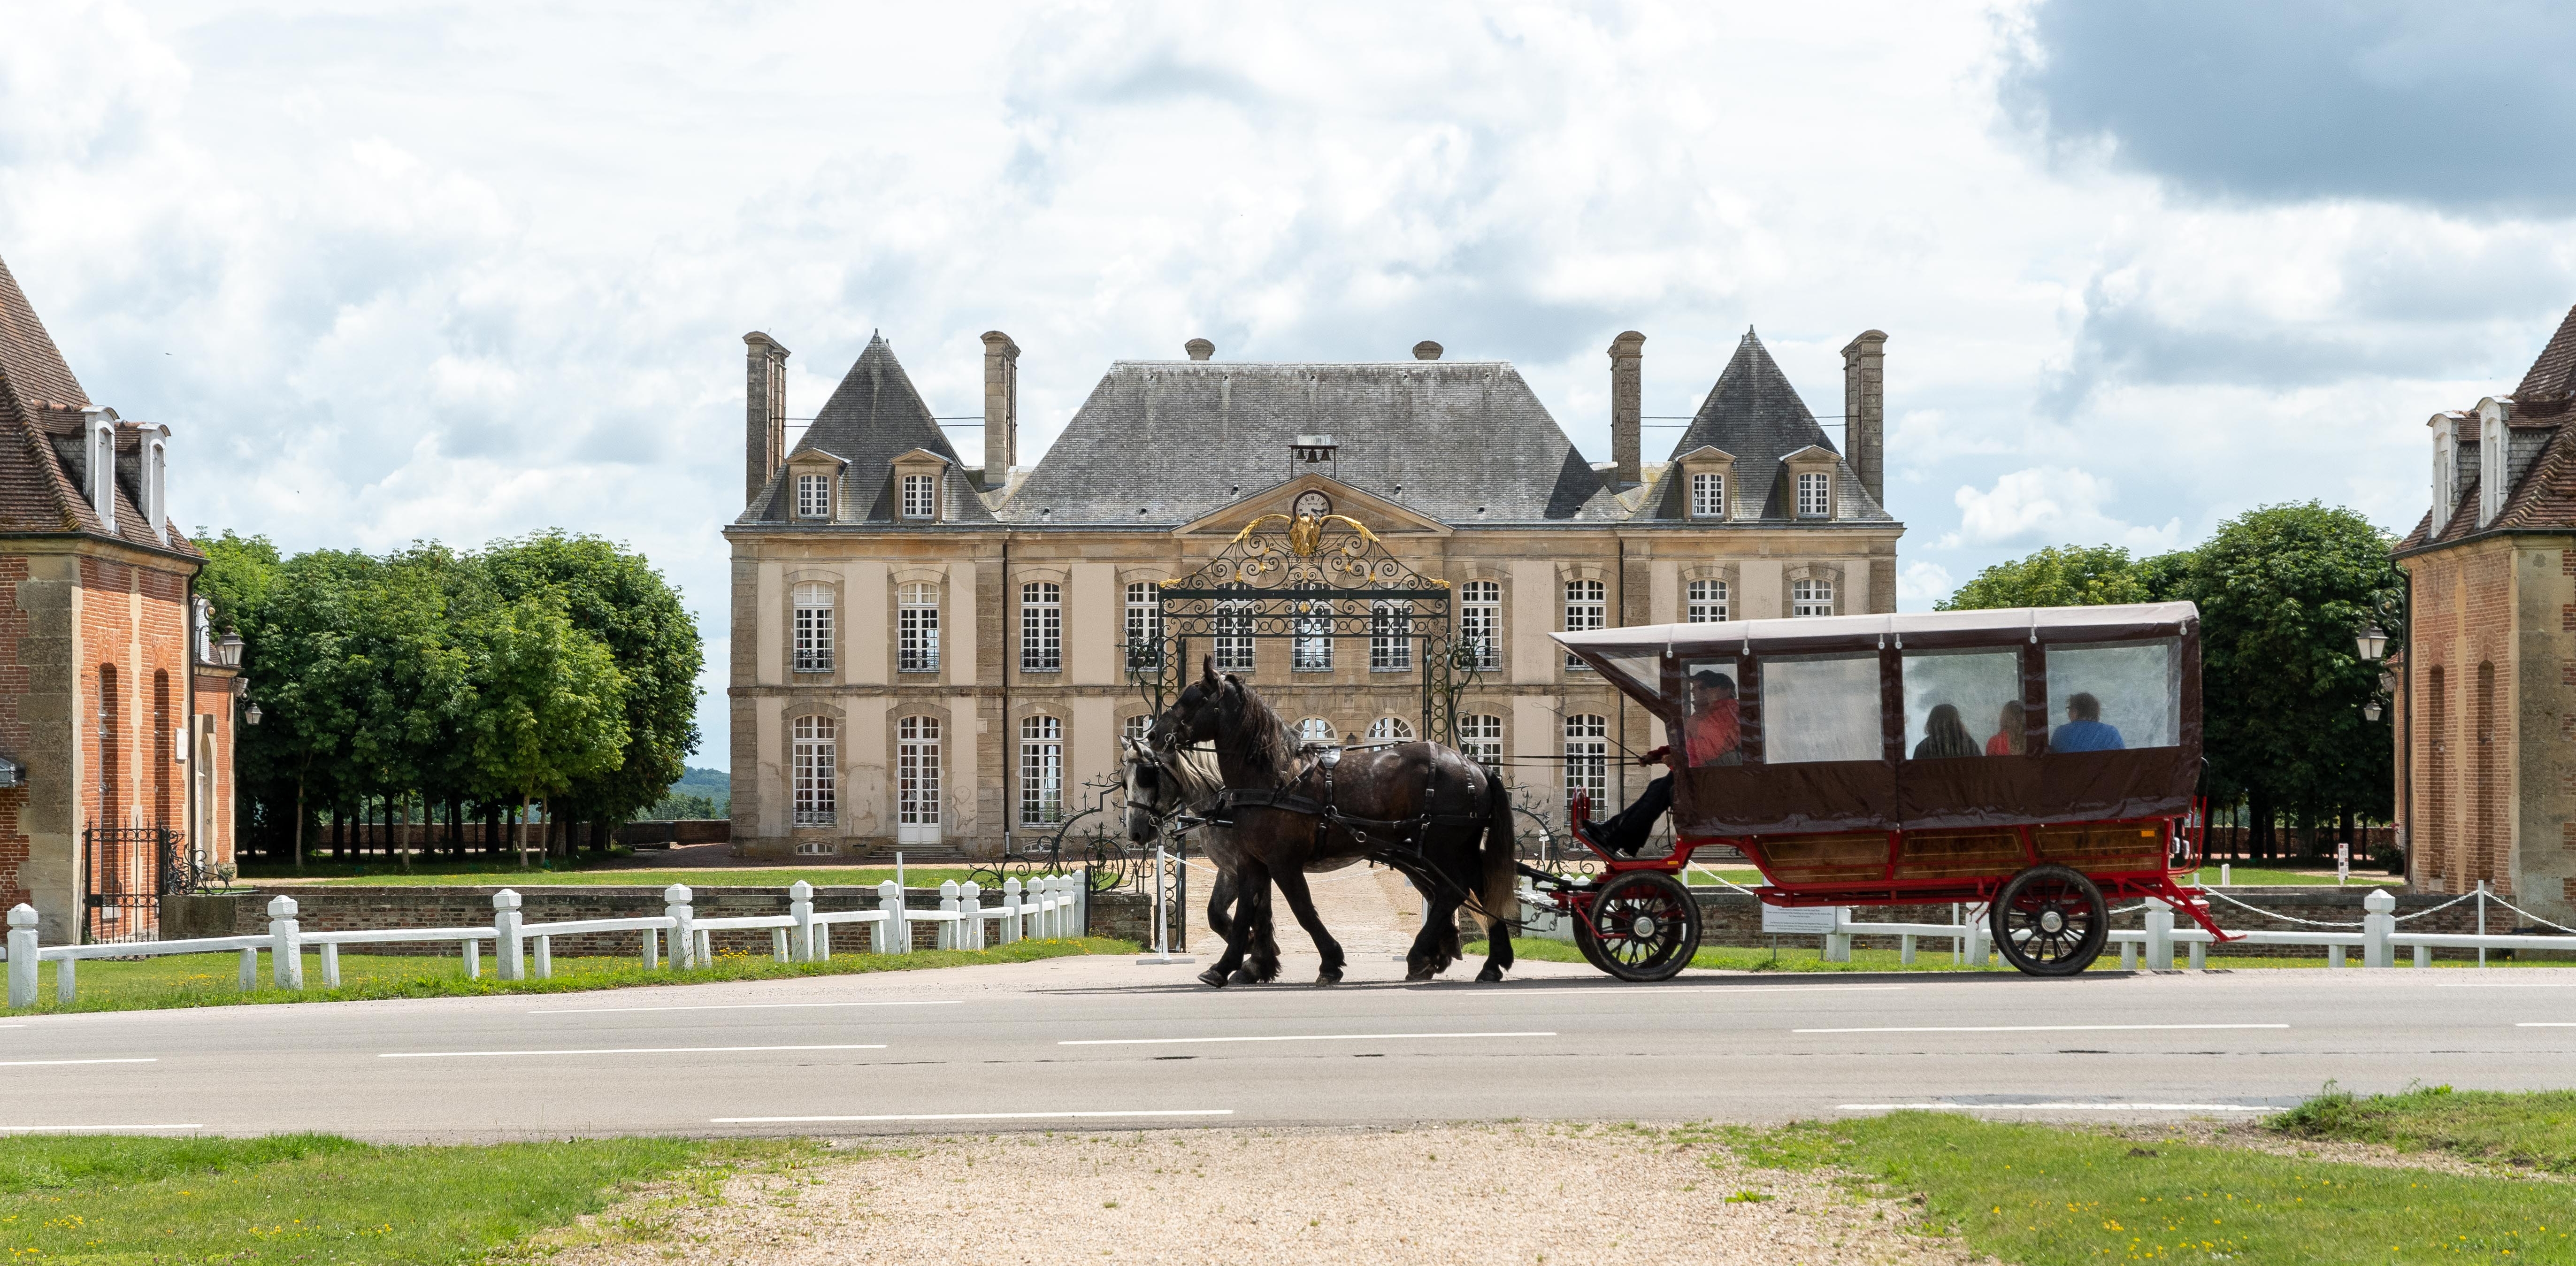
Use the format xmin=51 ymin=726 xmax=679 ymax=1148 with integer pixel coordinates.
xmin=1228 ymin=968 xmax=1261 ymax=985
xmin=1405 ymin=966 xmax=1436 ymax=983
xmin=1314 ymin=973 xmax=1341 ymax=987
xmin=1477 ymin=965 xmax=1505 ymax=983
xmin=1196 ymin=968 xmax=1231 ymax=989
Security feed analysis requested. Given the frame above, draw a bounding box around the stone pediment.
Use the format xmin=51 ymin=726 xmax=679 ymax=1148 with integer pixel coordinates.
xmin=1170 ymin=473 xmax=1451 ymax=539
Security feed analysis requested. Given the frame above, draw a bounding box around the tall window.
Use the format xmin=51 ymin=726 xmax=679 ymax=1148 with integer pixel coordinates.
xmin=796 ymin=473 xmax=831 ymax=519
xmin=1564 ymin=713 xmax=1609 ymax=812
xmin=1458 ymin=714 xmax=1503 ymax=768
xmin=1792 ymin=577 xmax=1834 ymax=618
xmin=1296 ymin=717 xmax=1337 ymax=745
xmin=1564 ymin=579 xmax=1605 ymax=670
xmin=1366 ymin=716 xmax=1415 ymax=742
xmin=899 ymin=473 xmax=935 ymax=520
xmin=1687 ymin=578 xmax=1729 ymax=623
xmin=1019 ymin=715 xmax=1064 ymax=825
xmin=1796 ymin=470 xmax=1830 ymax=518
xmin=1021 ymin=581 xmax=1062 ymax=672
xmin=897 ymin=715 xmax=940 ymax=829
xmin=1690 ymin=472 xmax=1725 ymax=518
xmin=1214 ymin=598 xmax=1254 ymax=672
xmin=1459 ymin=579 xmax=1500 ymax=670
xmin=792 ymin=583 xmax=834 ymax=673
xmin=1370 ymin=600 xmax=1411 ymax=671
xmin=898 ymin=582 xmax=939 ymax=673
xmin=1293 ymin=600 xmax=1334 ymax=671
xmin=792 ymin=715 xmax=836 ymax=826
xmin=1125 ymin=581 xmax=1162 ymax=672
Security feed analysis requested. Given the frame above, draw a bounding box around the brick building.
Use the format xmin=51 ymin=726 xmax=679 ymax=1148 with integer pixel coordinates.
xmin=725 ymin=326 xmax=1904 ymax=860
xmin=2392 ymin=305 xmax=2576 ymax=926
xmin=0 ymin=251 xmax=237 ymax=942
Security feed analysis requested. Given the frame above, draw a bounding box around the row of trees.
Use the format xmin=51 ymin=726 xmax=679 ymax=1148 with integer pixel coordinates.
xmin=200 ymin=530 xmax=702 ymax=869
xmin=1940 ymin=502 xmax=2402 ymax=861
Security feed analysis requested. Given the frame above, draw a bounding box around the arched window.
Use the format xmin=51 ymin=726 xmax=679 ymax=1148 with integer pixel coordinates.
xmin=1564 ymin=579 xmax=1604 ymax=669
xmin=1459 ymin=579 xmax=1500 ymax=670
xmin=1564 ymin=713 xmax=1608 ymax=812
xmin=1366 ymin=716 xmax=1414 ymax=742
xmin=792 ymin=583 xmax=834 ymax=673
xmin=792 ymin=715 xmax=837 ymax=827
xmin=1296 ymin=717 xmax=1336 ymax=746
xmin=1020 ymin=715 xmax=1064 ymax=825
xmin=1021 ymin=582 xmax=1062 ymax=672
xmin=1687 ymin=578 xmax=1729 ymax=623
xmin=898 ymin=582 xmax=939 ymax=673
xmin=1458 ymin=714 xmax=1503 ymax=768
xmin=897 ymin=716 xmax=940 ymax=841
xmin=152 ymin=670 xmax=172 ymax=825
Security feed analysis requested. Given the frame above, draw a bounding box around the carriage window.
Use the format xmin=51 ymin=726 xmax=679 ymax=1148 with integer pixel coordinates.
xmin=1674 ymin=658 xmax=1745 ymax=767
xmin=1902 ymin=648 xmax=2021 ymax=760
xmin=1759 ymin=652 xmax=1880 ymax=764
xmin=2046 ymin=639 xmax=2181 ymax=751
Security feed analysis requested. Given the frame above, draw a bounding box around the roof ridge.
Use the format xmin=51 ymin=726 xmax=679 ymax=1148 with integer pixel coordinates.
xmin=0 ymin=251 xmax=89 ymax=413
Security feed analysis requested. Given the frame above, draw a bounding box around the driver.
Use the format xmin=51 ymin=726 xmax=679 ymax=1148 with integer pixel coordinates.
xmin=1583 ymin=670 xmax=1740 ymax=858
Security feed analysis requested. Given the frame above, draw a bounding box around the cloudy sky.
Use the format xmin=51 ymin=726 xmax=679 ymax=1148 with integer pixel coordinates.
xmin=6 ymin=1 xmax=2568 ymax=769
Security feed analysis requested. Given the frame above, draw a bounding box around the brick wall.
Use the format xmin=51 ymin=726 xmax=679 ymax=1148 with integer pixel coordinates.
xmin=0 ymin=555 xmax=29 ymax=910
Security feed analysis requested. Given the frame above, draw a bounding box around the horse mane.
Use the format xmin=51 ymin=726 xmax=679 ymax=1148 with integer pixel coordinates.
xmin=1165 ymin=745 xmax=1228 ymax=806
xmin=1216 ymin=675 xmax=1304 ymax=787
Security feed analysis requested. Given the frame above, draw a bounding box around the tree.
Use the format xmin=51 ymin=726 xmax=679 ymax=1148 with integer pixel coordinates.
xmin=1937 ymin=544 xmax=2163 ymax=610
xmin=462 ymin=593 xmax=630 ymax=868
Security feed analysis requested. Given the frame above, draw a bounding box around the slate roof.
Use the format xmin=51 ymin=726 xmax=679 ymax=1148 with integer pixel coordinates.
xmin=0 ymin=248 xmax=196 ymax=555
xmin=996 ymin=360 xmax=1621 ymax=525
xmin=1641 ymin=330 xmax=1891 ymax=522
xmin=737 ymin=334 xmax=993 ymax=525
xmin=2399 ymin=304 xmax=2576 ymax=552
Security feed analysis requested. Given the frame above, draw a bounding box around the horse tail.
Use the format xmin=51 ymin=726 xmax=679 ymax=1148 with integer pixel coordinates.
xmin=1472 ymin=764 xmax=1517 ymax=949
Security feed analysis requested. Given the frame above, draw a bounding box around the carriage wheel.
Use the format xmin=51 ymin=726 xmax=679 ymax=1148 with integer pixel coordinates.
xmin=1583 ymin=871 xmax=1702 ymax=982
xmin=1570 ymin=908 xmax=1615 ymax=974
xmin=1992 ymin=864 xmax=2108 ymax=977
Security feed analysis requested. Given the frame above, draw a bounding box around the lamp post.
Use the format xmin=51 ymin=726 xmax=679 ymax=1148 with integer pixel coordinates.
xmin=2357 ymin=587 xmax=2411 ymax=881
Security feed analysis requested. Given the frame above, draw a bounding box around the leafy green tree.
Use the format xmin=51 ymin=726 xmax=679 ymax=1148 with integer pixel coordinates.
xmin=229 ymin=549 xmax=381 ymax=869
xmin=1937 ymin=544 xmax=2160 ymax=610
xmin=462 ymin=593 xmax=630 ymax=868
xmin=195 ymin=529 xmax=281 ymax=633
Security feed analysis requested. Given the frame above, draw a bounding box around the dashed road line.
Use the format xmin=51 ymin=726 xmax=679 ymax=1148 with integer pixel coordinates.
xmin=380 ymin=1044 xmax=887 ymax=1059
xmin=711 ymin=1110 xmax=1235 ymax=1124
xmin=1838 ymin=1103 xmax=2272 ymax=1113
xmin=0 ymin=1057 xmax=158 ymax=1067
xmin=1795 ymin=1024 xmax=2289 ymax=1035
xmin=529 ymin=1000 xmax=963 ymax=1015
xmin=1061 ymin=1031 xmax=1555 ymax=1046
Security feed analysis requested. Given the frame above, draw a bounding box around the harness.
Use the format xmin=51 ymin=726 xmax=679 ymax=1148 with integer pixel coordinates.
xmin=1209 ymin=752 xmax=1494 ymax=909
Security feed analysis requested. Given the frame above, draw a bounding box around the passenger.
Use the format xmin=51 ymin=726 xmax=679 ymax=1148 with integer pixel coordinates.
xmin=1584 ymin=670 xmax=1739 ymax=858
xmin=1912 ymin=703 xmax=1978 ymax=760
xmin=2049 ymin=691 xmax=2125 ymax=752
xmin=1985 ymin=699 xmax=2026 ymax=756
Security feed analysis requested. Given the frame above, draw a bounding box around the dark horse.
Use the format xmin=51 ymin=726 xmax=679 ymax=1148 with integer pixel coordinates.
xmin=1154 ymin=658 xmax=1517 ymax=986
xmin=1121 ymin=737 xmax=1282 ymax=984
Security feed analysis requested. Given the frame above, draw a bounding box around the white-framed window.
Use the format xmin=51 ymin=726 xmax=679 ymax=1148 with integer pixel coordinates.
xmin=796 ymin=473 xmax=832 ymax=519
xmin=897 ymin=715 xmax=940 ymax=827
xmin=792 ymin=582 xmax=834 ymax=673
xmin=1019 ymin=715 xmax=1064 ymax=825
xmin=1370 ymin=600 xmax=1411 ymax=671
xmin=1296 ymin=717 xmax=1337 ymax=745
xmin=1214 ymin=598 xmax=1254 ymax=672
xmin=1021 ymin=581 xmax=1061 ymax=672
xmin=1690 ymin=472 xmax=1725 ymax=519
xmin=1125 ymin=581 xmax=1162 ymax=672
xmin=1793 ymin=576 xmax=1835 ymax=618
xmin=1459 ymin=579 xmax=1500 ymax=671
xmin=1293 ymin=600 xmax=1333 ymax=672
xmin=1564 ymin=713 xmax=1608 ymax=813
xmin=1366 ymin=716 xmax=1415 ymax=742
xmin=1796 ymin=470 xmax=1831 ymax=518
xmin=898 ymin=582 xmax=939 ymax=673
xmin=1564 ymin=578 xmax=1605 ymax=670
xmin=1458 ymin=713 xmax=1503 ymax=768
xmin=899 ymin=473 xmax=935 ymax=520
xmin=1122 ymin=714 xmax=1154 ymax=744
xmin=1687 ymin=578 xmax=1729 ymax=623
xmin=792 ymin=715 xmax=836 ymax=827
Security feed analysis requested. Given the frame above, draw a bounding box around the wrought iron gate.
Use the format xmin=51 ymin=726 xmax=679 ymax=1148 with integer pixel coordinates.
xmin=83 ymin=825 xmax=185 ymax=945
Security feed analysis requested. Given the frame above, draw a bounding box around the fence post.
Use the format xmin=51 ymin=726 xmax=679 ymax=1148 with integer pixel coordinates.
xmin=665 ymin=885 xmax=696 ymax=969
xmin=2477 ymin=880 xmax=2489 ymax=968
xmin=2362 ymin=888 xmax=2395 ymax=969
xmin=6 ymin=904 xmax=35 ymax=1008
xmin=1898 ymin=933 xmax=1916 ymax=967
xmin=494 ymin=890 xmax=525 ymax=982
xmin=2188 ymin=938 xmax=2206 ymax=971
xmin=1822 ymin=907 xmax=1851 ymax=963
xmin=268 ymin=895 xmax=303 ymax=990
xmin=790 ymin=882 xmax=816 ymax=963
xmin=1001 ymin=879 xmax=1022 ymax=946
xmin=238 ymin=946 xmax=258 ymax=991
xmin=2145 ymin=898 xmax=2175 ymax=971
xmin=321 ymin=942 xmax=341 ymax=988
xmin=939 ymin=881 xmax=959 ymax=951
xmin=465 ymin=937 xmax=481 ymax=979
xmin=641 ymin=928 xmax=657 ymax=970
xmin=961 ymin=882 xmax=983 ymax=951
xmin=55 ymin=953 xmax=74 ymax=1005
xmin=534 ymin=934 xmax=553 ymax=979
xmin=877 ymin=880 xmax=904 ymax=954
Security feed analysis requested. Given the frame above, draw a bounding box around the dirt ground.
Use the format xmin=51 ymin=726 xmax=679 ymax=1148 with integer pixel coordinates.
xmin=540 ymin=1123 xmax=1991 ymax=1266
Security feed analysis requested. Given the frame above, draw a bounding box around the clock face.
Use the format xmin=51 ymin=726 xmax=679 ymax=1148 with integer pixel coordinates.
xmin=1293 ymin=491 xmax=1332 ymax=520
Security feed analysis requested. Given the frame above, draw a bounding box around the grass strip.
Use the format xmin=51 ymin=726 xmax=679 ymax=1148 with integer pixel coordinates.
xmin=0 ymin=1132 xmax=818 ymax=1264
xmin=1724 ymin=1110 xmax=2576 ymax=1264
xmin=2273 ymin=1084 xmax=2576 ymax=1174
xmin=6 ymin=937 xmax=1135 ymax=1016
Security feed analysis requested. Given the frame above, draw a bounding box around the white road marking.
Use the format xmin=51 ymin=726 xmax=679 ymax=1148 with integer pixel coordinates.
xmin=2516 ymin=1022 xmax=2576 ymax=1027
xmin=0 ymin=1057 xmax=158 ymax=1067
xmin=1061 ymin=1031 xmax=1555 ymax=1046
xmin=529 ymin=1000 xmax=964 ymax=1015
xmin=1418 ymin=985 xmax=1904 ymax=996
xmin=0 ymin=1123 xmax=205 ymax=1132
xmin=380 ymin=1044 xmax=887 ymax=1059
xmin=1795 ymin=1023 xmax=2289 ymax=1035
xmin=1838 ymin=1103 xmax=2273 ymax=1113
xmin=712 ymin=1110 xmax=1235 ymax=1123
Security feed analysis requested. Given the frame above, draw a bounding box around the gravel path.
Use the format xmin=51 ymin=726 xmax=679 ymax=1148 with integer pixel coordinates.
xmin=544 ymin=1123 xmax=1989 ymax=1266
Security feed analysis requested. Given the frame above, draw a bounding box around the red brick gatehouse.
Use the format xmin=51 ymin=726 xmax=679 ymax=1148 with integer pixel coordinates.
xmin=0 ymin=250 xmax=238 ymax=944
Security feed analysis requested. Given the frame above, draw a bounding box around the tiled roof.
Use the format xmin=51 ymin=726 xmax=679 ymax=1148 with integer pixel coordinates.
xmin=2402 ymin=305 xmax=2576 ymax=552
xmin=0 ymin=249 xmax=195 ymax=555
xmin=2516 ymin=304 xmax=2576 ymax=402
xmin=0 ymin=252 xmax=87 ymax=414
xmin=737 ymin=334 xmax=991 ymax=525
xmin=1640 ymin=331 xmax=1892 ymax=523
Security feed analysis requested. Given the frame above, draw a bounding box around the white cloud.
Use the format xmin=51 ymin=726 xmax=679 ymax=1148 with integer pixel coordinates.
xmin=1944 ymin=467 xmax=2183 ymax=552
xmin=1897 ymin=561 xmax=1954 ymax=604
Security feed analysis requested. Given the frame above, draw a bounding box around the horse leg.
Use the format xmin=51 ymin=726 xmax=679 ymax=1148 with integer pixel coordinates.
xmin=1205 ymin=870 xmax=1235 ymax=947
xmin=1230 ymin=880 xmax=1281 ymax=984
xmin=1197 ymin=861 xmax=1264 ymax=989
xmin=1472 ymin=901 xmax=1514 ymax=982
xmin=1269 ymin=867 xmax=1345 ymax=986
xmin=1406 ymin=891 xmax=1465 ymax=982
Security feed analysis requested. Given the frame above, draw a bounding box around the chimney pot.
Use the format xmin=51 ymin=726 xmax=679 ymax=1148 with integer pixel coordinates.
xmin=982 ymin=330 xmax=1021 ymax=491
xmin=1608 ymin=330 xmax=1644 ymax=487
xmin=743 ymin=332 xmax=789 ymax=506
xmin=1840 ymin=329 xmax=1888 ymax=505
xmin=1412 ymin=340 xmax=1443 ymax=361
xmin=1184 ymin=338 xmax=1215 ymax=361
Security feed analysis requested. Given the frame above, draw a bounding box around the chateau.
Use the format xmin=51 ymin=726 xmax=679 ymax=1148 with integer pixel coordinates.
xmin=725 ymin=326 xmax=1904 ymax=859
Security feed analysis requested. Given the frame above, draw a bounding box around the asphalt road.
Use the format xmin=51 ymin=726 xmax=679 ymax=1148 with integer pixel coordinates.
xmin=5 ymin=956 xmax=2572 ymax=1141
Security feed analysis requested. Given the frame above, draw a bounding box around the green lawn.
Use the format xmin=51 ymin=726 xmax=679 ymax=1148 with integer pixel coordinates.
xmin=1725 ymin=1101 xmax=2576 ymax=1264
xmin=0 ymin=1132 xmax=819 ymax=1264
xmin=6 ymin=936 xmax=1135 ymax=1015
xmin=2273 ymin=1084 xmax=2576 ymax=1174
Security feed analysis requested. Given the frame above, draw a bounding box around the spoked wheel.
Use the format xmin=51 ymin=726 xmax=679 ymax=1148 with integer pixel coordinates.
xmin=1583 ymin=871 xmax=1702 ymax=982
xmin=1992 ymin=863 xmax=2109 ymax=977
xmin=1570 ymin=905 xmax=1615 ymax=974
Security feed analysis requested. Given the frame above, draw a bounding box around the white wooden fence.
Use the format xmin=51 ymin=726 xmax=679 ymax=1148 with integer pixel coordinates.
xmin=4 ymin=876 xmax=1084 ymax=1009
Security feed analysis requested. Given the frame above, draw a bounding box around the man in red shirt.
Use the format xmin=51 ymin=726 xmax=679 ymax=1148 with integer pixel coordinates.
xmin=1585 ymin=671 xmax=1740 ymax=857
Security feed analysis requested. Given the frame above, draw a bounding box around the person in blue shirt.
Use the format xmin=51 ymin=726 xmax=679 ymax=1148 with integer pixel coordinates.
xmin=2050 ymin=692 xmax=2125 ymax=752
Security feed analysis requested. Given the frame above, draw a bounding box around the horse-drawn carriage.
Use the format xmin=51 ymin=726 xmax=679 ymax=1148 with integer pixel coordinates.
xmin=1543 ymin=601 xmax=2228 ymax=981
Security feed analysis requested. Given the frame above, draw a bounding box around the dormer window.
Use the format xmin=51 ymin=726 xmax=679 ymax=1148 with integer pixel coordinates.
xmin=1691 ymin=472 xmax=1725 ymax=518
xmin=888 ymin=448 xmax=950 ymax=523
xmin=900 ymin=473 xmax=935 ymax=520
xmin=85 ymin=409 xmax=115 ymax=532
xmin=796 ymin=473 xmax=832 ymax=519
xmin=1796 ymin=471 xmax=1830 ymax=518
xmin=1673 ymin=445 xmax=1735 ymax=522
xmin=2478 ymin=399 xmax=2509 ymax=528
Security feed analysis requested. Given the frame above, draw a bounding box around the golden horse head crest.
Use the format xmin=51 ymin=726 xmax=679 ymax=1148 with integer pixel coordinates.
xmin=1232 ymin=511 xmax=1379 ymax=556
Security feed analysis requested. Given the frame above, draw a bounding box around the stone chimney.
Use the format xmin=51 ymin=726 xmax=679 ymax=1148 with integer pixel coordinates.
xmin=1608 ymin=330 xmax=1644 ymax=487
xmin=982 ymin=330 xmax=1020 ymax=489
xmin=743 ymin=332 xmax=788 ymax=505
xmin=1185 ymin=338 xmax=1214 ymax=361
xmin=1840 ymin=329 xmax=1887 ymax=504
xmin=1413 ymin=340 xmax=1443 ymax=361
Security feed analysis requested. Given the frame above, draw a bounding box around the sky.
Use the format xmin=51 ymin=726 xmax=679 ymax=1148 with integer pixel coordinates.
xmin=6 ymin=0 xmax=2571 ymax=772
